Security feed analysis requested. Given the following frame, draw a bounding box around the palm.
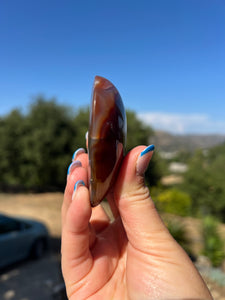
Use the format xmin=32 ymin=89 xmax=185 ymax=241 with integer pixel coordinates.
xmin=67 ymin=215 xmax=157 ymax=300
xmin=64 ymin=214 xmax=127 ymax=299
xmin=66 ymin=211 xmax=171 ymax=300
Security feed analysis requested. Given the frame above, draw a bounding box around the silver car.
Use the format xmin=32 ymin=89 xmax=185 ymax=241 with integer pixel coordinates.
xmin=0 ymin=214 xmax=49 ymax=269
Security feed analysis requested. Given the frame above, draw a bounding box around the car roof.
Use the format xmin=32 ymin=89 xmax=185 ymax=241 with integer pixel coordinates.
xmin=0 ymin=214 xmax=17 ymax=224
xmin=0 ymin=214 xmax=11 ymax=220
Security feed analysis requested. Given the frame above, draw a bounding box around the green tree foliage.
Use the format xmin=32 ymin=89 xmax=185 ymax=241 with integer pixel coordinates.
xmin=183 ymin=144 xmax=225 ymax=221
xmin=0 ymin=110 xmax=26 ymax=186
xmin=0 ymin=98 xmax=162 ymax=191
xmin=72 ymin=107 xmax=89 ymax=149
xmin=166 ymin=219 xmax=192 ymax=257
xmin=155 ymin=188 xmax=192 ymax=216
xmin=21 ymin=98 xmax=76 ymax=189
xmin=0 ymin=98 xmax=76 ymax=190
xmin=126 ymin=110 xmax=153 ymax=151
xmin=169 ymin=149 xmax=192 ymax=164
xmin=202 ymin=216 xmax=225 ymax=267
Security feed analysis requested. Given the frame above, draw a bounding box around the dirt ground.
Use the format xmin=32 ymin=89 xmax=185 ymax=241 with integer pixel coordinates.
xmin=1 ymin=193 xmax=225 ymax=300
xmin=0 ymin=193 xmax=63 ymax=237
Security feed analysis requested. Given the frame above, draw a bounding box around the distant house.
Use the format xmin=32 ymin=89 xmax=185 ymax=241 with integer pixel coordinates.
xmin=169 ymin=162 xmax=188 ymax=173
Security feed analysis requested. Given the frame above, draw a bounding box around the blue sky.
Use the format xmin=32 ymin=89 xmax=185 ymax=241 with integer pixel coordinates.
xmin=0 ymin=0 xmax=225 ymax=134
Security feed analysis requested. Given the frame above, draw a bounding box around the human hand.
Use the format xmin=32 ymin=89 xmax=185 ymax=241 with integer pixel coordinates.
xmin=61 ymin=145 xmax=212 ymax=300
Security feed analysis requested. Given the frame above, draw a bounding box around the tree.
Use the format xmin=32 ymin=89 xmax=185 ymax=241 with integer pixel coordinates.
xmin=72 ymin=107 xmax=89 ymax=149
xmin=156 ymin=188 xmax=192 ymax=216
xmin=183 ymin=144 xmax=225 ymax=221
xmin=0 ymin=110 xmax=26 ymax=188
xmin=21 ymin=97 xmax=76 ymax=189
xmin=202 ymin=216 xmax=225 ymax=267
xmin=0 ymin=98 xmax=162 ymax=191
xmin=126 ymin=110 xmax=153 ymax=151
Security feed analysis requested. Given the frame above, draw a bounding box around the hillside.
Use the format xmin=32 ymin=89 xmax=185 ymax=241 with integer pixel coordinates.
xmin=150 ymin=131 xmax=225 ymax=152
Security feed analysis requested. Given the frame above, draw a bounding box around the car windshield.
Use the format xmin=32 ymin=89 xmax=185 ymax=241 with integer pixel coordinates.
xmin=0 ymin=215 xmax=21 ymax=234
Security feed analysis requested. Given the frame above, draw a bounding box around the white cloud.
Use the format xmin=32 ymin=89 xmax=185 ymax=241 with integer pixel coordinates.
xmin=137 ymin=112 xmax=225 ymax=134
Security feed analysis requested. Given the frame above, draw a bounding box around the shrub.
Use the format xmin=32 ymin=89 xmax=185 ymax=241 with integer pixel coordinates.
xmin=166 ymin=219 xmax=192 ymax=257
xmin=202 ymin=216 xmax=225 ymax=267
xmin=156 ymin=188 xmax=191 ymax=216
xmin=182 ymin=145 xmax=225 ymax=221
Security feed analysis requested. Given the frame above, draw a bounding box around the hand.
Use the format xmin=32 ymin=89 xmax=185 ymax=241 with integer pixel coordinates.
xmin=61 ymin=145 xmax=212 ymax=300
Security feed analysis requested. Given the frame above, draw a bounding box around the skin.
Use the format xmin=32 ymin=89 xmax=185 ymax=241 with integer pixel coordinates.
xmin=61 ymin=146 xmax=212 ymax=300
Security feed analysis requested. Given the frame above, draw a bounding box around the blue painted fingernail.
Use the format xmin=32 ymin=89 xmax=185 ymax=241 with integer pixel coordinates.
xmin=136 ymin=145 xmax=155 ymax=176
xmin=67 ymin=160 xmax=82 ymax=175
xmin=74 ymin=180 xmax=85 ymax=191
xmin=140 ymin=145 xmax=155 ymax=157
xmin=72 ymin=180 xmax=85 ymax=199
xmin=72 ymin=148 xmax=85 ymax=161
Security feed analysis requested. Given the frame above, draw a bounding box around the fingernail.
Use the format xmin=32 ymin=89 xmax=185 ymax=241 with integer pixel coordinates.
xmin=72 ymin=180 xmax=85 ymax=200
xmin=85 ymin=131 xmax=88 ymax=141
xmin=136 ymin=145 xmax=155 ymax=176
xmin=72 ymin=148 xmax=85 ymax=161
xmin=67 ymin=160 xmax=82 ymax=176
xmin=140 ymin=144 xmax=155 ymax=157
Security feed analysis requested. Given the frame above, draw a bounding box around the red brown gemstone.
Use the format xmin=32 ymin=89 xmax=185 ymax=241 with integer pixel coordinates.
xmin=88 ymin=76 xmax=127 ymax=206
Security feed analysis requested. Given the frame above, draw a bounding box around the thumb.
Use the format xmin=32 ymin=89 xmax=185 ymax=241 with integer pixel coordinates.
xmin=114 ymin=145 xmax=170 ymax=250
